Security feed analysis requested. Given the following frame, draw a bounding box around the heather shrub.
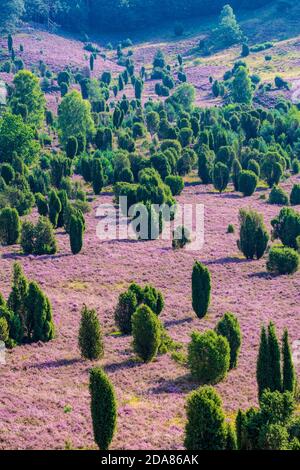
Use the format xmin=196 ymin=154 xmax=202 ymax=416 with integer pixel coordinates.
xmin=268 ymin=186 xmax=289 ymax=205
xmin=267 ymin=246 xmax=299 ymax=275
xmin=215 ymin=312 xmax=242 ymax=369
xmin=271 ymin=207 xmax=300 ymax=249
xmin=165 ymin=175 xmax=184 ymax=196
xmin=89 ymin=367 xmax=117 ymax=450
xmin=132 ymin=304 xmax=161 ymax=363
xmin=188 ymin=330 xmax=230 ymax=384
xmin=192 ymin=261 xmax=211 ymax=318
xmin=70 ymin=214 xmax=84 ymax=255
xmin=290 ymin=184 xmax=300 ymax=206
xmin=238 ymin=209 xmax=269 ymax=260
xmin=0 ymin=207 xmax=20 ymax=245
xmin=184 ymin=386 xmax=227 ymax=450
xmin=114 ymin=290 xmax=138 ymax=334
xmin=78 ymin=305 xmax=104 ymax=360
xmin=238 ymin=170 xmax=258 ymax=196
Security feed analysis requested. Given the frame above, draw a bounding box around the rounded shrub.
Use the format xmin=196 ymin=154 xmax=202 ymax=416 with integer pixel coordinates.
xmin=184 ymin=386 xmax=227 ymax=450
xmin=247 ymin=159 xmax=260 ymax=177
xmin=89 ymin=367 xmax=117 ymax=450
xmin=238 ymin=209 xmax=269 ymax=260
xmin=35 ymin=193 xmax=48 ymax=216
xmin=215 ymin=312 xmax=242 ymax=369
xmin=49 ymin=190 xmax=62 ymax=228
xmin=132 ymin=305 xmax=161 ymax=363
xmin=290 ymin=184 xmax=300 ymax=206
xmin=79 ymin=305 xmax=104 ymax=360
xmin=66 ymin=136 xmax=78 ymax=159
xmin=192 ymin=261 xmax=211 ymax=319
xmin=271 ymin=207 xmax=300 ymax=249
xmin=267 ymin=246 xmax=299 ymax=275
xmin=292 ymin=159 xmax=300 ymax=175
xmin=188 ymin=330 xmax=230 ymax=384
xmin=213 ymin=162 xmax=229 ymax=193
xmin=165 ymin=175 xmax=184 ymax=196
xmin=238 ymin=170 xmax=258 ymax=196
xmin=268 ymin=186 xmax=289 ymax=205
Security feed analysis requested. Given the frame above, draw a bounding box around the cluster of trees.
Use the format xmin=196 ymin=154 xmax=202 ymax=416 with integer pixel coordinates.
xmin=0 ymin=262 xmax=55 ymax=347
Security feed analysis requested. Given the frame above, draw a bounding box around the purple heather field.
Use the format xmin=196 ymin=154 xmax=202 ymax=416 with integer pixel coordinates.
xmin=1 ymin=174 xmax=300 ymax=450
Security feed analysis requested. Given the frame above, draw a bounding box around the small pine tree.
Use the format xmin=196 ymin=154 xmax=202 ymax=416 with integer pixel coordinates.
xmin=0 ymin=207 xmax=21 ymax=245
xmin=92 ymin=159 xmax=104 ymax=195
xmin=8 ymin=34 xmax=13 ymax=52
xmin=268 ymin=322 xmax=282 ymax=393
xmin=7 ymin=262 xmax=28 ymax=342
xmin=257 ymin=325 xmax=271 ymax=399
xmin=49 ymin=190 xmax=62 ymax=228
xmin=282 ymin=329 xmax=296 ymax=394
xmin=213 ymin=162 xmax=229 ymax=193
xmin=25 ymin=281 xmax=55 ymax=343
xmin=69 ymin=214 xmax=84 ymax=255
xmin=66 ymin=136 xmax=78 ymax=159
xmin=184 ymin=386 xmax=227 ymax=450
xmin=90 ymin=54 xmax=94 ymax=71
xmin=114 ymin=290 xmax=138 ymax=334
xmin=192 ymin=261 xmax=211 ymax=319
xmin=78 ymin=305 xmax=104 ymax=360
xmin=89 ymin=367 xmax=117 ymax=450
xmin=132 ymin=305 xmax=161 ymax=363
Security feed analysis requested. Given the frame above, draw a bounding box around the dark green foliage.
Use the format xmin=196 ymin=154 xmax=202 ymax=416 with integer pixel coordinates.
xmin=188 ymin=330 xmax=230 ymax=384
xmin=92 ymin=159 xmax=104 ymax=195
xmin=89 ymin=367 xmax=117 ymax=450
xmin=184 ymin=386 xmax=227 ymax=450
xmin=238 ymin=209 xmax=269 ymax=260
xmin=226 ymin=423 xmax=238 ymax=450
xmin=192 ymin=261 xmax=211 ymax=319
xmin=0 ymin=163 xmax=15 ymax=184
xmin=7 ymin=262 xmax=27 ymax=342
xmin=238 ymin=170 xmax=258 ymax=196
xmin=165 ymin=175 xmax=184 ymax=196
xmin=21 ymin=217 xmax=57 ymax=256
xmin=267 ymin=245 xmax=299 ymax=275
xmin=215 ymin=312 xmax=242 ymax=369
xmin=0 ymin=317 xmax=9 ymax=344
xmin=134 ymin=78 xmax=143 ymax=99
xmin=132 ymin=304 xmax=161 ymax=363
xmin=66 ymin=136 xmax=78 ymax=159
xmin=257 ymin=325 xmax=271 ymax=400
xmin=258 ymin=423 xmax=289 ymax=450
xmin=25 ymin=281 xmax=55 ymax=342
xmin=241 ymin=43 xmax=250 ymax=57
xmin=247 ymin=159 xmax=260 ymax=177
xmin=212 ymin=162 xmax=229 ymax=193
xmin=0 ymin=207 xmax=20 ymax=245
xmin=114 ymin=290 xmax=138 ymax=334
xmin=231 ymin=158 xmax=242 ymax=191
xmin=261 ymin=152 xmax=284 ymax=187
xmin=95 ymin=128 xmax=113 ymax=151
xmin=232 ymin=67 xmax=253 ymax=104
xmin=292 ymin=159 xmax=300 ymax=174
xmin=35 ymin=193 xmax=48 ymax=216
xmin=290 ymin=184 xmax=300 ymax=206
xmin=198 ymin=145 xmax=214 ymax=184
xmin=282 ymin=329 xmax=296 ymax=394
xmin=49 ymin=190 xmax=62 ymax=227
xmin=268 ymin=186 xmax=289 ymax=205
xmin=70 ymin=214 xmax=84 ymax=255
xmin=78 ymin=305 xmax=104 ymax=360
xmin=271 ymin=207 xmax=300 ymax=249
xmin=267 ymin=322 xmax=282 ymax=393
xmin=227 ymin=224 xmax=234 ymax=234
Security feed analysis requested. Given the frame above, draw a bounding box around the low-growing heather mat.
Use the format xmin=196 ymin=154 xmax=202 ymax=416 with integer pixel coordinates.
xmin=1 ymin=175 xmax=300 ymax=450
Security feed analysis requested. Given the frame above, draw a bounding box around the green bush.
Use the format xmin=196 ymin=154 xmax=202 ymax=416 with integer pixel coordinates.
xmin=132 ymin=304 xmax=161 ymax=363
xmin=114 ymin=290 xmax=138 ymax=334
xmin=184 ymin=386 xmax=227 ymax=450
xmin=49 ymin=190 xmax=62 ymax=228
xmin=238 ymin=170 xmax=258 ymax=196
xmin=89 ymin=367 xmax=117 ymax=450
xmin=271 ymin=207 xmax=300 ymax=249
xmin=292 ymin=159 xmax=300 ymax=175
xmin=268 ymin=186 xmax=289 ymax=205
xmin=66 ymin=136 xmax=78 ymax=158
xmin=188 ymin=330 xmax=230 ymax=384
xmin=0 ymin=207 xmax=20 ymax=245
xmin=290 ymin=184 xmax=300 ymax=206
xmin=35 ymin=193 xmax=48 ymax=216
xmin=215 ymin=312 xmax=242 ymax=369
xmin=21 ymin=217 xmax=57 ymax=255
xmin=267 ymin=246 xmax=299 ymax=275
xmin=247 ymin=159 xmax=260 ymax=177
xmin=213 ymin=162 xmax=229 ymax=193
xmin=70 ymin=214 xmax=84 ymax=255
xmin=227 ymin=224 xmax=234 ymax=234
xmin=192 ymin=261 xmax=211 ymax=319
xmin=165 ymin=175 xmax=184 ymax=196
xmin=238 ymin=209 xmax=269 ymax=259
xmin=25 ymin=281 xmax=55 ymax=342
xmin=78 ymin=305 xmax=104 ymax=360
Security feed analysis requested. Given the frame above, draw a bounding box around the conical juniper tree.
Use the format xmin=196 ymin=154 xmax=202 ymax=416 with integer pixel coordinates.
xmin=78 ymin=305 xmax=104 ymax=360
xmin=192 ymin=261 xmax=211 ymax=318
xmin=7 ymin=262 xmax=28 ymax=342
xmin=70 ymin=214 xmax=84 ymax=255
xmin=282 ymin=329 xmax=296 ymax=395
xmin=25 ymin=281 xmax=55 ymax=343
xmin=256 ymin=325 xmax=271 ymax=399
xmin=89 ymin=367 xmax=117 ymax=450
xmin=268 ymin=322 xmax=282 ymax=393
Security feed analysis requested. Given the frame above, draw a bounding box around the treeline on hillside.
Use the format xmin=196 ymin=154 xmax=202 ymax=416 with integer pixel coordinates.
xmin=1 ymin=0 xmax=274 ymax=33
